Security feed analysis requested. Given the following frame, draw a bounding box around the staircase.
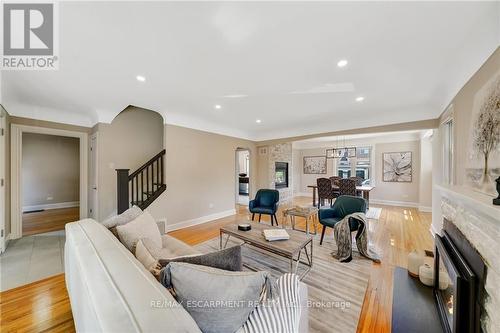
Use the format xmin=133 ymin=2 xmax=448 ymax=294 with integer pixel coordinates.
xmin=116 ymin=149 xmax=166 ymax=214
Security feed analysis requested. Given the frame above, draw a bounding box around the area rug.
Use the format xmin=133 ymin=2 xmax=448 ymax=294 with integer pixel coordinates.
xmin=195 ymin=234 xmax=372 ymax=333
xmin=366 ymin=207 xmax=382 ymax=220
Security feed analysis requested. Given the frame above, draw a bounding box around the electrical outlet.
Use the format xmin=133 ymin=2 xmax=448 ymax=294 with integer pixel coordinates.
xmin=47 ymin=196 xmax=53 ymax=201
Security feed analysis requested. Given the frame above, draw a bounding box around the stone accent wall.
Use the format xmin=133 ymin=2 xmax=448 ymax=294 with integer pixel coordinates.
xmin=441 ymin=197 xmax=500 ymax=333
xmin=268 ymin=143 xmax=293 ymax=202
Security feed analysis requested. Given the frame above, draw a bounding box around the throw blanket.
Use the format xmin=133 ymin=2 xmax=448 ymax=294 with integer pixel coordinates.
xmin=333 ymin=212 xmax=380 ymax=263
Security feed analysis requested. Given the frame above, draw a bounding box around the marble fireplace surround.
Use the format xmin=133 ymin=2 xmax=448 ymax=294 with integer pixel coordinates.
xmin=437 ymin=185 xmax=500 ymax=333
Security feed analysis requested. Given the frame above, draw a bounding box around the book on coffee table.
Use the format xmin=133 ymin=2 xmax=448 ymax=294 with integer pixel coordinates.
xmin=263 ymin=229 xmax=290 ymax=241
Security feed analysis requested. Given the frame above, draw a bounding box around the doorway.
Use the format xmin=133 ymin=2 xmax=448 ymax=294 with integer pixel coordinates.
xmin=21 ymin=133 xmax=80 ymax=236
xmin=235 ymin=148 xmax=251 ymax=206
xmin=10 ymin=124 xmax=88 ymax=240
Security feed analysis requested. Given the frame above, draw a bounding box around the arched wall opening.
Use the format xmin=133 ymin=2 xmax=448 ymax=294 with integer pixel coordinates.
xmin=92 ymin=105 xmax=164 ymax=220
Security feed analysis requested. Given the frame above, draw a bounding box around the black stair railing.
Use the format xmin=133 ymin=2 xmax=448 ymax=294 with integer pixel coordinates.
xmin=116 ymin=149 xmax=166 ymax=214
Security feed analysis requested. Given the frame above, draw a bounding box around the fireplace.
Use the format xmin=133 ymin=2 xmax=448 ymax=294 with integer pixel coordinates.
xmin=434 ymin=219 xmax=486 ymax=333
xmin=275 ymin=162 xmax=289 ymax=189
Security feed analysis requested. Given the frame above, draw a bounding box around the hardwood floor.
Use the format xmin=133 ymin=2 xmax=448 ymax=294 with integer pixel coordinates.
xmin=0 ymin=198 xmax=433 ymax=333
xmin=22 ymin=207 xmax=80 ymax=236
xmin=0 ymin=275 xmax=75 ymax=333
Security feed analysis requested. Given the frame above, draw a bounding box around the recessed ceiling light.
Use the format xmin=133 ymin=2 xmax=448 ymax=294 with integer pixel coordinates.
xmin=356 ymin=96 xmax=365 ymax=102
xmin=256 ymin=119 xmax=262 ymax=123
xmin=214 ymin=104 xmax=222 ymax=109
xmin=337 ymin=59 xmax=348 ymax=68
xmin=136 ymin=75 xmax=146 ymax=82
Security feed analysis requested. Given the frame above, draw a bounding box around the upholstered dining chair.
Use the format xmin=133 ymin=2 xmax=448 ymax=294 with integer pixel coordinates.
xmin=338 ymin=178 xmax=357 ymax=196
xmin=350 ymin=176 xmax=363 ymax=196
xmin=349 ymin=176 xmax=363 ymax=186
xmin=329 ymin=176 xmax=341 ymax=186
xmin=329 ymin=176 xmax=341 ymax=196
xmin=318 ymin=195 xmax=367 ymax=245
xmin=249 ymin=189 xmax=280 ymax=226
xmin=317 ymin=178 xmax=337 ymax=208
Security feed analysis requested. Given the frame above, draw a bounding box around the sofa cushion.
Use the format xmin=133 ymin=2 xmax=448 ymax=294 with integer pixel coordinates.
xmin=102 ymin=205 xmax=142 ymax=228
xmin=116 ymin=211 xmax=162 ymax=252
xmin=160 ymin=262 xmax=273 ymax=333
xmin=159 ymin=245 xmax=242 ymax=271
xmin=238 ymin=273 xmax=302 ymax=333
xmin=250 ymin=207 xmax=275 ymax=215
xmin=65 ymin=219 xmax=201 ymax=333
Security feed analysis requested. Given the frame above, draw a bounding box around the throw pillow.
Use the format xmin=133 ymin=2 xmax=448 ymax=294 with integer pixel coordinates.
xmin=158 ymin=245 xmax=242 ymax=271
xmin=116 ymin=211 xmax=162 ymax=252
xmin=238 ymin=273 xmax=302 ymax=333
xmin=160 ymin=262 xmax=273 ymax=333
xmin=135 ymin=239 xmax=162 ymax=276
xmin=102 ymin=205 xmax=142 ymax=229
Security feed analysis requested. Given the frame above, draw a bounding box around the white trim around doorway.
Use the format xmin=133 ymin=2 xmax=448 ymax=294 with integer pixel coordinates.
xmin=10 ymin=124 xmax=88 ymax=239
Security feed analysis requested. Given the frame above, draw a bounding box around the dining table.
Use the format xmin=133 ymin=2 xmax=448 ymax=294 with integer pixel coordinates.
xmin=307 ymin=184 xmax=375 ymax=208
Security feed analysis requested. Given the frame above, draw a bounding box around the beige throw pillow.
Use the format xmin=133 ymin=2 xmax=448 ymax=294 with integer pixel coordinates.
xmin=135 ymin=239 xmax=161 ymax=277
xmin=116 ymin=211 xmax=162 ymax=252
xmin=102 ymin=205 xmax=142 ymax=228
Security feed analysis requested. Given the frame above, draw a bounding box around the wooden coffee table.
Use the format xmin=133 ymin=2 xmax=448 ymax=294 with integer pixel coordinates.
xmin=220 ymin=222 xmax=313 ymax=280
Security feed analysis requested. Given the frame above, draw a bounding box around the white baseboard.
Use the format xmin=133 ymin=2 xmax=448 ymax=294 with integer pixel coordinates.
xmin=294 ymin=192 xmax=313 ymax=198
xmin=418 ymin=205 xmax=432 ymax=212
xmin=370 ymin=199 xmax=419 ymax=208
xmin=165 ymin=209 xmax=237 ymax=232
xmin=23 ymin=201 xmax=80 ymax=212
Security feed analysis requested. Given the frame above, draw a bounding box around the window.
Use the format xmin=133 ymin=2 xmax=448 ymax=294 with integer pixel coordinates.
xmin=335 ymin=147 xmax=372 ymax=184
xmin=443 ymin=120 xmax=454 ymax=184
xmin=356 ymin=147 xmax=372 ymax=184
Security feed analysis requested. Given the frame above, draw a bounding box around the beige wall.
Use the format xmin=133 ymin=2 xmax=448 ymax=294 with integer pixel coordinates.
xmin=432 ymin=47 xmax=499 ymax=232
xmin=419 ymin=136 xmax=433 ymax=210
xmin=10 ymin=116 xmax=91 ymax=134
xmin=147 ymin=125 xmax=256 ymax=227
xmin=296 ymin=139 xmax=423 ymax=205
xmin=445 ymin=47 xmax=499 ymax=186
xmin=296 ymin=148 xmax=336 ymax=194
xmin=1 ymin=106 xmax=11 ymax=236
xmin=22 ymin=133 xmax=80 ymax=208
xmin=95 ymin=106 xmax=164 ymax=220
xmin=372 ymin=140 xmax=420 ymax=204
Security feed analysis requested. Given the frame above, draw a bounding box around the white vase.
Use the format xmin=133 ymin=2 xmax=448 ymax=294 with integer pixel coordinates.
xmin=408 ymin=250 xmax=424 ymax=277
xmin=419 ymin=264 xmax=434 ymax=286
xmin=418 ymin=263 xmax=451 ymax=290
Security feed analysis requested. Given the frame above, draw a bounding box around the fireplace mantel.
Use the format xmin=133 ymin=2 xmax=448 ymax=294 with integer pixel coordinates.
xmin=436 ymin=184 xmax=500 ymax=225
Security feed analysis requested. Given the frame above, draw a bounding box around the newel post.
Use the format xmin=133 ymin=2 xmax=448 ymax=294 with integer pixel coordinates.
xmin=116 ymin=169 xmax=130 ymax=214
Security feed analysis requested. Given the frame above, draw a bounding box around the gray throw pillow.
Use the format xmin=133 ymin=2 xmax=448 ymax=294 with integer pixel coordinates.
xmin=101 ymin=206 xmax=142 ymax=228
xmin=160 ymin=262 xmax=273 ymax=333
xmin=159 ymin=245 xmax=242 ymax=271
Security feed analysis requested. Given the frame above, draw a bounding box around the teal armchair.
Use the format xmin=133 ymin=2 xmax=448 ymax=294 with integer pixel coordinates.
xmin=318 ymin=195 xmax=367 ymax=245
xmin=249 ymin=189 xmax=280 ymax=226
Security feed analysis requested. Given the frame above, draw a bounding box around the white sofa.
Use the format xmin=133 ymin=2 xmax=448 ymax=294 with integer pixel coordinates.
xmin=65 ymin=218 xmax=309 ymax=332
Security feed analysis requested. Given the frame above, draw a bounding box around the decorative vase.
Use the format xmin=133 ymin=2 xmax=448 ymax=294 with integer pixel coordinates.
xmin=418 ymin=264 xmax=450 ymax=290
xmin=408 ymin=250 xmax=424 ymax=277
xmin=419 ymin=264 xmax=434 ymax=286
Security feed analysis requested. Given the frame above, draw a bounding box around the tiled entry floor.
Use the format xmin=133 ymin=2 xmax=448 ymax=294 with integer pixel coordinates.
xmin=0 ymin=231 xmax=65 ymax=291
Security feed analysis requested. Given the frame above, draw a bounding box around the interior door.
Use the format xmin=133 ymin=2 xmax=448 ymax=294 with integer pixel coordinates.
xmin=0 ymin=111 xmax=6 ymax=253
xmin=89 ymin=134 xmax=98 ymax=219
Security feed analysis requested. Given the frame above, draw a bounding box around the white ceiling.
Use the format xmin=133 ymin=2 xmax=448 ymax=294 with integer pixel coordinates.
xmin=1 ymin=1 xmax=499 ymax=141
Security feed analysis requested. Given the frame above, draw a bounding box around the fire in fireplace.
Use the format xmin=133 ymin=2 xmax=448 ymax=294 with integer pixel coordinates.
xmin=434 ymin=219 xmax=486 ymax=333
xmin=275 ymin=162 xmax=289 ymax=189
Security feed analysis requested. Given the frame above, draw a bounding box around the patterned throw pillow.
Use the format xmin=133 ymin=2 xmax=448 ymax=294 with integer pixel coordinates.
xmin=238 ymin=273 xmax=302 ymax=333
